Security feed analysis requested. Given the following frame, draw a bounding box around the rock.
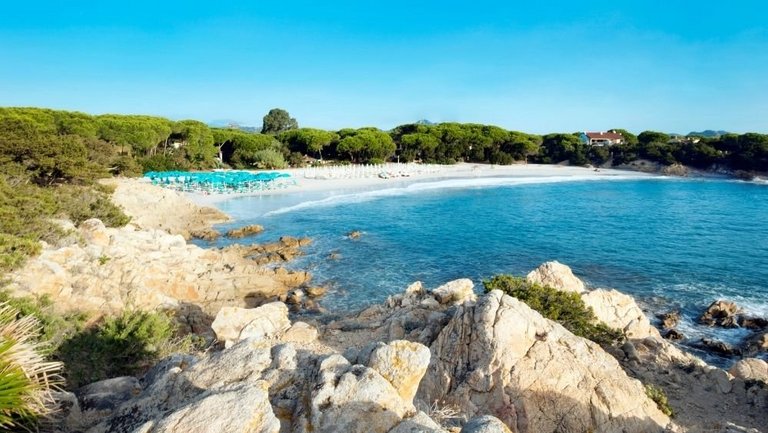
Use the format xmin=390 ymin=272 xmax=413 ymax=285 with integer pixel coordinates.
xmin=432 ymin=279 xmax=476 ymax=305
xmin=7 ymin=218 xmax=292 ymax=317
xmin=367 ymin=340 xmax=431 ymax=403
xmin=707 ymin=367 xmax=734 ymax=394
xmin=303 ymin=355 xmax=415 ymax=433
xmin=79 ymin=218 xmax=111 ymax=247
xmin=405 ymin=281 xmax=424 ymax=296
xmin=739 ymin=316 xmax=768 ymax=330
xmin=743 ymin=332 xmax=768 ymax=356
xmin=328 ymin=251 xmax=341 ymax=260
xmin=389 ymin=411 xmax=449 ymax=433
xmin=698 ymin=338 xmax=741 ymax=356
xmin=700 ymin=300 xmax=741 ymax=327
xmin=662 ymin=163 xmax=689 ymax=177
xmin=460 ymin=415 xmax=514 ymax=433
xmin=105 ymin=178 xmax=230 ymax=239
xmin=286 ymin=289 xmax=305 ymax=305
xmin=74 ymin=377 xmax=142 ymax=427
xmin=729 ymin=358 xmax=768 ymax=383
xmin=146 ymin=381 xmax=280 ymax=433
xmin=226 ymin=224 xmax=264 ymax=238
xmin=305 ymin=286 xmax=328 ymax=298
xmin=526 ymin=261 xmax=587 ymax=294
xmin=582 ymin=289 xmax=660 ymax=339
xmin=347 ymin=230 xmax=363 ymax=239
xmin=657 ymin=310 xmax=681 ymax=330
xmin=418 ymin=290 xmax=672 ymax=433
xmin=282 ymin=321 xmax=318 ymax=344
xmin=663 ymin=329 xmax=685 ymax=341
xmin=190 ymin=227 xmax=220 ymax=241
xmin=211 ymin=302 xmax=291 ymax=347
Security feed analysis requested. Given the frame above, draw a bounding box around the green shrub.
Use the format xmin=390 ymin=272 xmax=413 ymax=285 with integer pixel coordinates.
xmin=645 ymin=384 xmax=674 ymax=417
xmin=0 ymin=291 xmax=87 ymax=356
xmin=54 ymin=185 xmax=131 ymax=227
xmin=55 ymin=310 xmax=198 ymax=389
xmin=482 ymin=275 xmax=624 ymax=346
xmin=0 ymin=302 xmax=62 ymax=429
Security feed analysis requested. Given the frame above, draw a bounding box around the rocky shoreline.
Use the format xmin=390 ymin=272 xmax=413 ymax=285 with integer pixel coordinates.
xmin=6 ymin=178 xmax=767 ymax=432
xmin=52 ymin=263 xmax=767 ymax=433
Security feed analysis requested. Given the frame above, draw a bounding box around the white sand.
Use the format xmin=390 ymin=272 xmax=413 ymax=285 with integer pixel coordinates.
xmin=183 ymin=163 xmax=656 ymax=207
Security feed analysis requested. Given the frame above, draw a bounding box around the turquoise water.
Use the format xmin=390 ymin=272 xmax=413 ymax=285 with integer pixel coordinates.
xmin=204 ymin=175 xmax=768 ymax=362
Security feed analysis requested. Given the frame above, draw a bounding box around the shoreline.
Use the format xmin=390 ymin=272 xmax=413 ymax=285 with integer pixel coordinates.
xmin=182 ymin=163 xmax=659 ymax=207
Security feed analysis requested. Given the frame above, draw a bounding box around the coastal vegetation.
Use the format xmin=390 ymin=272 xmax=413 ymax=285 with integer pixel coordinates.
xmin=0 ymin=302 xmax=62 ymax=429
xmin=0 ymin=291 xmax=198 ymax=390
xmin=482 ymin=275 xmax=625 ymax=346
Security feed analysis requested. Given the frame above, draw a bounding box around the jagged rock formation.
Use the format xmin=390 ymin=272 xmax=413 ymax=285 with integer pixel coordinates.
xmin=6 ymin=219 xmax=305 ymax=316
xmin=52 ymin=264 xmax=768 ymax=433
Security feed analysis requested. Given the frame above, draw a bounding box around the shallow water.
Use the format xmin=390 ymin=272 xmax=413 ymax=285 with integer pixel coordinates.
xmin=202 ymin=175 xmax=768 ymax=365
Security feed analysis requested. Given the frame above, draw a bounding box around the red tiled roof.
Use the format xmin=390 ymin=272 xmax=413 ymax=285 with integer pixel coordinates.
xmin=586 ymin=132 xmax=623 ymax=140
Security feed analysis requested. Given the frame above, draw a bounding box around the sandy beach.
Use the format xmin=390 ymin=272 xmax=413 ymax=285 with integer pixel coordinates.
xmin=182 ymin=163 xmax=656 ymax=207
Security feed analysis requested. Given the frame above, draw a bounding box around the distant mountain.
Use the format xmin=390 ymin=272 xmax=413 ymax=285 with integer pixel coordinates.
xmin=687 ymin=130 xmax=729 ymax=138
xmin=208 ymin=120 xmax=260 ymax=133
xmin=414 ymin=119 xmax=436 ymax=125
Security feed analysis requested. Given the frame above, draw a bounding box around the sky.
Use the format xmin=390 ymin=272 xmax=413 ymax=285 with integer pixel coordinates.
xmin=1 ymin=1 xmax=767 ymax=134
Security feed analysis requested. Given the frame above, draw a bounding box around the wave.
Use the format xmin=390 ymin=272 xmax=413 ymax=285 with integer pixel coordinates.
xmin=263 ymin=174 xmax=652 ymax=216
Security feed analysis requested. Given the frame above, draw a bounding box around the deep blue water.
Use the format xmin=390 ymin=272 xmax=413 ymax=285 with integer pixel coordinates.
xmin=201 ymin=175 xmax=768 ymax=360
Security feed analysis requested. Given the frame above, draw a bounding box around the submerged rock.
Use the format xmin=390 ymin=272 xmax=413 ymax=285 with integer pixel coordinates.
xmin=658 ymin=310 xmax=682 ymax=330
xmin=226 ymin=224 xmax=264 ymax=238
xmin=700 ymin=300 xmax=741 ymax=328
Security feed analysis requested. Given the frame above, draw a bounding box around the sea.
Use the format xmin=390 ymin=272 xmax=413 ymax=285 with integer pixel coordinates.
xmin=198 ymin=174 xmax=768 ymax=366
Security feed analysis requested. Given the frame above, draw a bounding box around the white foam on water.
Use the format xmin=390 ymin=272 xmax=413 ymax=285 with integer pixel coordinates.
xmin=264 ymin=174 xmax=652 ymax=216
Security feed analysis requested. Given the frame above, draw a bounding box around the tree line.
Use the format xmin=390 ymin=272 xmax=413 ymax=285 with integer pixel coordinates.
xmin=2 ymin=107 xmax=766 ymax=177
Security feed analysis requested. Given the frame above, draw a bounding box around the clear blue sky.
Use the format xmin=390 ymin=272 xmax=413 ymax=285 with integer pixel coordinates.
xmin=1 ymin=1 xmax=766 ymax=134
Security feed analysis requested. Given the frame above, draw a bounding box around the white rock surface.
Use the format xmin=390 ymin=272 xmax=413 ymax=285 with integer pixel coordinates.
xmin=418 ymin=290 xmax=673 ymax=433
xmin=211 ymin=303 xmax=291 ymax=347
xmin=526 ymin=261 xmax=587 ymax=293
xmin=432 ymin=279 xmax=477 ymax=305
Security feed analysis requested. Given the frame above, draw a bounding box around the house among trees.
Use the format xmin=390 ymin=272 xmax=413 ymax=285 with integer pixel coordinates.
xmin=580 ymin=131 xmax=625 ymax=146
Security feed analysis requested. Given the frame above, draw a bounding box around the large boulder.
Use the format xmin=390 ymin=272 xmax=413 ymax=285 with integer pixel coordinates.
xmin=211 ymin=302 xmax=291 ymax=347
xmin=417 ymin=290 xmax=673 ymax=433
xmin=366 ymin=340 xmax=431 ymax=403
xmin=582 ymin=289 xmax=660 ymax=339
xmin=432 ymin=279 xmax=477 ymax=305
xmin=700 ymin=300 xmax=741 ymax=327
xmin=729 ymin=358 xmax=768 ymax=383
xmin=526 ymin=261 xmax=587 ymax=294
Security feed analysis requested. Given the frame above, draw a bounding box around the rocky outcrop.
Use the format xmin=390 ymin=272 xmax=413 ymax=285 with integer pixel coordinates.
xmin=224 ymin=236 xmax=312 ymax=266
xmin=460 ymin=415 xmax=514 ymax=433
xmin=700 ymin=300 xmax=741 ymax=327
xmin=525 ymin=261 xmax=586 ymax=294
xmin=104 ymin=178 xmax=229 ymax=239
xmin=418 ymin=290 xmax=673 ymax=433
xmin=212 ymin=302 xmax=292 ymax=347
xmin=226 ymin=224 xmax=264 ymax=239
xmin=729 ymin=358 xmax=768 ymax=383
xmin=431 ymin=279 xmax=477 ymax=305
xmin=59 ymin=311 xmax=447 ymax=433
xmin=582 ymin=288 xmax=660 ymax=339
xmin=6 ymin=219 xmax=297 ymax=316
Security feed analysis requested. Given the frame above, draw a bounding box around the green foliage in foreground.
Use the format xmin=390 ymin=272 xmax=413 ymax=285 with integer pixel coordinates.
xmin=54 ymin=309 xmax=201 ymax=389
xmin=0 ymin=292 xmax=200 ymax=390
xmin=645 ymin=384 xmax=674 ymax=417
xmin=482 ymin=275 xmax=624 ymax=346
xmin=0 ymin=302 xmax=62 ymax=429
